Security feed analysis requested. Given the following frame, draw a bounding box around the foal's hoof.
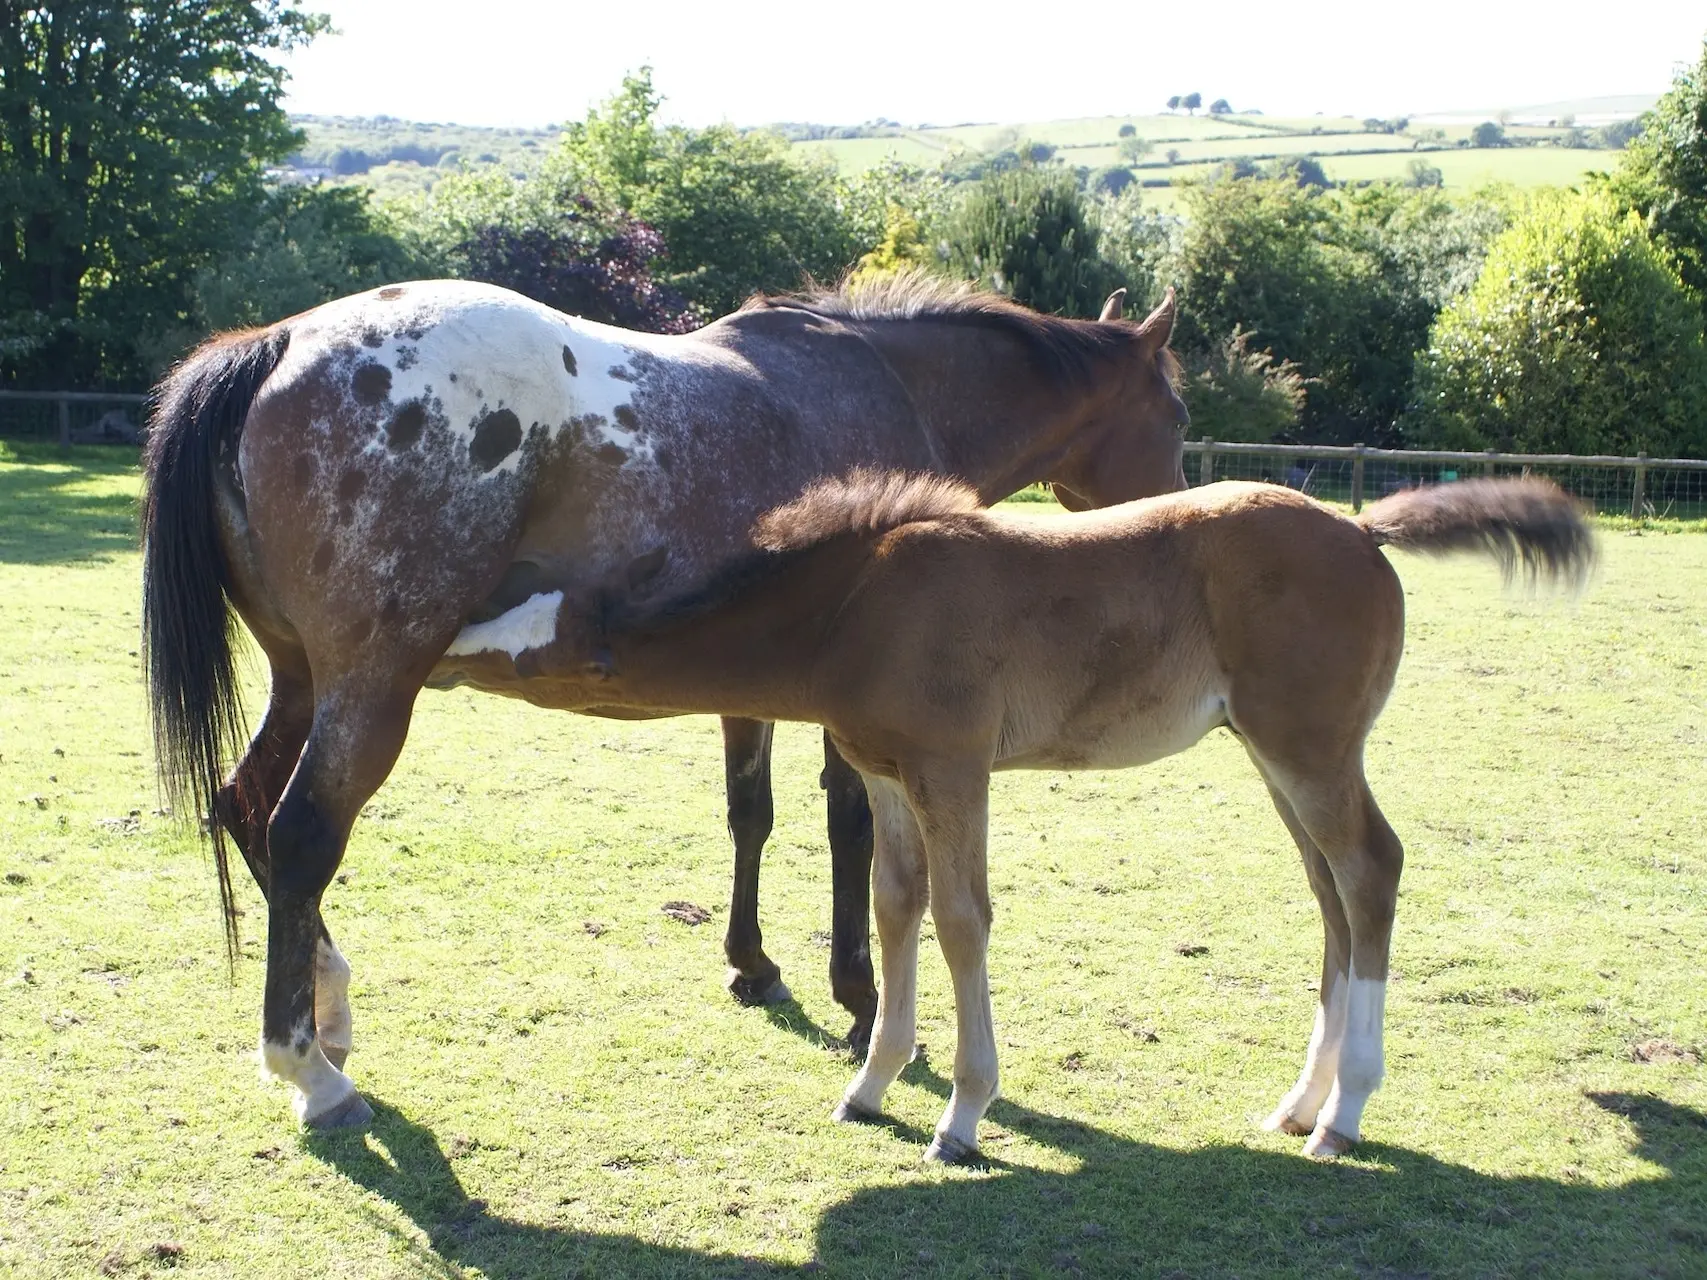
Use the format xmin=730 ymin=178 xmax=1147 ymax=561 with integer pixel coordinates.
xmin=1302 ymin=1125 xmax=1357 ymax=1159
xmin=831 ymin=1099 xmax=884 ymax=1125
xmin=305 ymin=1091 xmax=373 ymax=1131
xmin=1263 ymin=1107 xmax=1315 ymax=1137
xmin=726 ymin=967 xmax=792 ymax=1007
xmin=322 ymin=1044 xmax=350 ymax=1072
xmin=923 ymin=1132 xmax=980 ymax=1165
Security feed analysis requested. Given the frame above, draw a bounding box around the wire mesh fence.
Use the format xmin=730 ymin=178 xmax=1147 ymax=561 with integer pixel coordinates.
xmin=0 ymin=391 xmax=149 ymax=445
xmin=1186 ymin=439 xmax=1707 ymax=523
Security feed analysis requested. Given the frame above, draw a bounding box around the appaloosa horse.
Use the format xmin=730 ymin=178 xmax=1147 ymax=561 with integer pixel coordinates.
xmin=141 ymin=274 xmax=1188 ymax=1127
xmin=575 ymin=472 xmax=1593 ymax=1160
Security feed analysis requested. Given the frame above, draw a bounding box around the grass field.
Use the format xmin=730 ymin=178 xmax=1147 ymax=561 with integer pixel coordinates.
xmin=2 ymin=444 xmax=1704 ymax=1278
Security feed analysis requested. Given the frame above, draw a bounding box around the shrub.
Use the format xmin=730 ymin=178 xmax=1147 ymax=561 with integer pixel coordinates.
xmin=947 ymin=166 xmax=1118 ymax=316
xmin=1410 ymin=190 xmax=1707 ymax=456
xmin=1180 ymin=327 xmax=1308 ymax=441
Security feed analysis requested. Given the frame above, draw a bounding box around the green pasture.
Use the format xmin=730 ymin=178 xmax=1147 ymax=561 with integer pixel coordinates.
xmin=2 ymin=445 xmax=1703 ymax=1278
xmin=1323 ymin=146 xmax=1615 ymax=190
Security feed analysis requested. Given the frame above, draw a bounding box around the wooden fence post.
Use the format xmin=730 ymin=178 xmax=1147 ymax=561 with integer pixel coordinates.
xmin=1631 ymin=453 xmax=1647 ymax=519
xmin=1198 ymin=436 xmax=1215 ymax=487
xmin=1351 ymin=444 xmax=1366 ymax=513
xmin=57 ymin=397 xmax=71 ymax=450
xmin=1482 ymin=449 xmax=1495 ymax=478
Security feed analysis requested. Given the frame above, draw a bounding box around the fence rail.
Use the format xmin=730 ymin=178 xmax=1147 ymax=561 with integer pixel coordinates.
xmin=0 ymin=390 xmax=149 ymax=447
xmin=1186 ymin=437 xmax=1707 ymax=521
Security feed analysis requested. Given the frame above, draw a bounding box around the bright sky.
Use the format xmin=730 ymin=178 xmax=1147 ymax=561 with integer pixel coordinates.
xmin=281 ymin=1 xmax=1705 ymax=128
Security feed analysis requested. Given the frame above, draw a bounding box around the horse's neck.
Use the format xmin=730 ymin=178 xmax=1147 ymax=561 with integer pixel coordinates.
xmin=601 ymin=548 xmax=861 ymax=725
xmin=853 ymin=323 xmax=1102 ymax=500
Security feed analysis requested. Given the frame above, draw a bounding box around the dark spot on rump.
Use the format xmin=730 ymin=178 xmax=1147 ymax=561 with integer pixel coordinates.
xmin=387 ymin=401 xmax=426 ymax=450
xmin=608 ymin=364 xmax=635 ymax=381
xmin=448 ymin=372 xmax=458 ymax=383
xmin=312 ymin=541 xmax=333 ymax=574
xmin=381 ymin=596 xmax=401 ymax=624
xmin=293 ymin=455 xmax=313 ymax=487
xmin=361 ymin=327 xmax=385 ymax=349
xmin=470 ymin=408 xmax=522 ymax=472
xmin=395 ymin=345 xmax=419 ymax=371
xmin=626 ymin=547 xmax=669 ymax=590
xmin=596 ymin=442 xmax=629 ymax=466
xmin=338 ymin=506 xmax=354 ymax=526
xmin=404 ymin=325 xmax=427 ymax=341
xmin=348 ymin=616 xmax=374 ymax=645
xmin=378 ymin=286 xmax=406 ymax=301
xmin=352 ymin=361 xmax=392 ymax=406
xmin=337 ymin=471 xmax=368 ymax=503
xmin=613 ymin=404 xmax=640 ymax=432
xmin=561 ymin=345 xmax=577 ymax=376
xmin=653 ymin=444 xmax=674 ymax=473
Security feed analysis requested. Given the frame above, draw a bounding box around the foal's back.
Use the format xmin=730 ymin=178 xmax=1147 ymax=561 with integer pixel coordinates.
xmin=820 ymin=483 xmax=1404 ymax=775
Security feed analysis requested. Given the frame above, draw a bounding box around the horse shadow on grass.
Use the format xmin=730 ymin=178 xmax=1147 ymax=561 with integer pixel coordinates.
xmin=0 ymin=444 xmax=140 ymax=565
xmin=308 ymin=1059 xmax=1706 ymax=1280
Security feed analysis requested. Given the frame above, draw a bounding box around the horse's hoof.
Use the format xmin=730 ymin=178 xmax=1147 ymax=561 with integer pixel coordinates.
xmin=832 ymin=1099 xmax=883 ymax=1125
xmin=923 ymin=1132 xmax=979 ymax=1164
xmin=726 ymin=968 xmax=792 ymax=1007
xmin=305 ymin=1091 xmax=373 ymax=1131
xmin=1264 ymin=1107 xmax=1315 ymax=1137
xmin=1302 ymin=1125 xmax=1356 ymax=1159
xmin=322 ymin=1044 xmax=350 ymax=1072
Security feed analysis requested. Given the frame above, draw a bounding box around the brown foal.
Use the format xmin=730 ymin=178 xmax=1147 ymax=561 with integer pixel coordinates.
xmin=520 ymin=473 xmax=1592 ymax=1160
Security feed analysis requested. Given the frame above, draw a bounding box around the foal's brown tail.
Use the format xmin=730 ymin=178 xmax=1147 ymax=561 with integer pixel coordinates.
xmin=140 ymin=326 xmax=290 ymax=962
xmin=1357 ymin=477 xmax=1596 ymax=586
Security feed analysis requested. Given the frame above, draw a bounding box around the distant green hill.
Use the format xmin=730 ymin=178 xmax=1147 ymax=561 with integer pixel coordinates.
xmin=285 ymin=95 xmax=1652 ymax=205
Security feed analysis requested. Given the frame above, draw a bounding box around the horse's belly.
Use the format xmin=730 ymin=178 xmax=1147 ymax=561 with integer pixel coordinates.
xmin=998 ymin=689 xmax=1227 ymax=772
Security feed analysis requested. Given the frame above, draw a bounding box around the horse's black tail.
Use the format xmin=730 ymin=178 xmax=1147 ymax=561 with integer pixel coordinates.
xmin=1357 ymin=477 xmax=1596 ymax=587
xmin=140 ymin=326 xmax=289 ymax=963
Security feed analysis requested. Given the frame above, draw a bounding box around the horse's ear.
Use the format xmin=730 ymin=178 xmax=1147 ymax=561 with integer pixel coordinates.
xmin=1135 ymin=287 xmax=1176 ymax=350
xmin=1098 ymin=288 xmax=1126 ymax=322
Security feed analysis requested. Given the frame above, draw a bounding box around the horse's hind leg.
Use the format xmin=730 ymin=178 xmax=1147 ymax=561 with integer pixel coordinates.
xmin=822 ymin=733 xmax=877 ymax=1054
xmin=835 ymin=775 xmax=927 ymax=1123
xmin=1254 ymin=776 xmax=1351 ymax=1139
xmin=210 ymin=660 xmax=356 ymax=1071
xmin=260 ymin=679 xmax=415 ymax=1128
xmin=1254 ymin=752 xmax=1404 ymax=1157
xmin=720 ymin=718 xmax=790 ymax=1007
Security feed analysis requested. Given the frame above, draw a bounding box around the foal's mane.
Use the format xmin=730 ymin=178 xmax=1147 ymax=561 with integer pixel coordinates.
xmin=744 ymin=271 xmax=1176 ymax=390
xmin=606 ymin=470 xmax=983 ymax=639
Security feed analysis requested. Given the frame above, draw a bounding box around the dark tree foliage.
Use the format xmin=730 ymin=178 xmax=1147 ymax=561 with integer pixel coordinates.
xmin=0 ymin=1 xmax=326 ymax=387
xmin=948 ymin=166 xmax=1117 ymax=317
xmin=459 ymin=203 xmax=699 ymax=334
xmin=1470 ymin=121 xmax=1507 ymax=148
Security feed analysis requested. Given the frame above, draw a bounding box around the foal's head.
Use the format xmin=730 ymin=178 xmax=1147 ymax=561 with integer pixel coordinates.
xmin=1046 ymin=289 xmax=1189 ymax=510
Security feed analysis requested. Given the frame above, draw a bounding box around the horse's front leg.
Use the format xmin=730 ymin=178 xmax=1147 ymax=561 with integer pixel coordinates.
xmin=822 ymin=732 xmax=877 ymax=1053
xmin=720 ymin=718 xmax=790 ymax=1006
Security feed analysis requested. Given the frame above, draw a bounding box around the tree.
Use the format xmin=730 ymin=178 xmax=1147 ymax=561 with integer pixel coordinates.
xmin=1165 ymin=148 xmax=1183 ymax=166
xmin=1210 ymin=99 xmax=1232 ymax=115
xmin=1091 ymin=166 xmax=1136 ymax=196
xmin=1606 ymin=37 xmax=1707 ymax=301
xmin=1410 ymin=190 xmax=1707 ymax=457
xmin=947 ymin=166 xmax=1118 ymax=316
xmin=1404 ymin=158 xmax=1444 ymax=188
xmin=1469 ymin=122 xmax=1507 ymax=148
xmin=847 ymin=202 xmax=935 ymax=288
xmin=1182 ymin=92 xmax=1203 ymax=116
xmin=1167 ymin=96 xmax=1182 ymax=113
xmin=458 ymin=203 xmax=698 ymax=334
xmin=0 ymin=2 xmax=328 ymax=386
xmin=1118 ymin=123 xmax=1137 ymax=138
xmin=1180 ymin=327 xmax=1308 ymax=441
xmin=1117 ymin=136 xmax=1153 ymax=165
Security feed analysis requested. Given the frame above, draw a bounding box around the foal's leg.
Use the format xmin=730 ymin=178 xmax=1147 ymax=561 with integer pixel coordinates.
xmin=259 ymin=682 xmax=414 ymax=1127
xmin=822 ymin=733 xmax=878 ymax=1053
xmin=719 ymin=717 xmax=790 ymax=1006
xmin=212 ymin=666 xmax=358 ymax=1071
xmin=1263 ymin=763 xmax=1404 ymax=1157
xmin=908 ymin=765 xmax=997 ymax=1163
xmin=1254 ymin=776 xmax=1352 ymax=1139
xmin=835 ymin=776 xmax=927 ymax=1122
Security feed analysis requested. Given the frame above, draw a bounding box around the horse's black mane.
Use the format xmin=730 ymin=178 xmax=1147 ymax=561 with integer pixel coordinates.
xmin=743 ymin=271 xmax=1176 ymax=390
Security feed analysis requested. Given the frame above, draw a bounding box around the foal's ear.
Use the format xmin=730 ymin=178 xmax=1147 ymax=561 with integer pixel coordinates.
xmin=1098 ymin=288 xmax=1126 ymax=322
xmin=1135 ymin=287 xmax=1177 ymax=350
